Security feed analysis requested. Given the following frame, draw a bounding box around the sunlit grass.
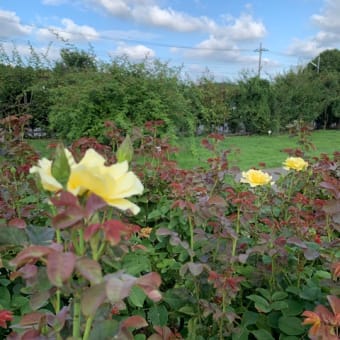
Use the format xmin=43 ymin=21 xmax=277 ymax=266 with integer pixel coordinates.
xmin=27 ymin=130 xmax=339 ymax=171
xmin=173 ymin=130 xmax=340 ymax=170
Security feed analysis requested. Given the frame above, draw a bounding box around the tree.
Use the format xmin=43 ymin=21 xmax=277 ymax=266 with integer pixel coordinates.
xmin=232 ymin=75 xmax=273 ymax=134
xmin=54 ymin=48 xmax=97 ymax=73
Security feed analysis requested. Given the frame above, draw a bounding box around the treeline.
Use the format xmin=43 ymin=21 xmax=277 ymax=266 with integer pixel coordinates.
xmin=0 ymin=46 xmax=339 ymax=141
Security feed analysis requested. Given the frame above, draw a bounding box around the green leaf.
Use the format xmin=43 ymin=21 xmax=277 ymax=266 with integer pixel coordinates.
xmin=278 ymin=316 xmax=306 ymax=335
xmin=25 ymin=226 xmax=54 ymax=245
xmin=232 ymin=328 xmax=249 ymax=340
xmin=148 ymin=304 xmax=168 ymax=326
xmin=270 ymin=300 xmax=289 ymax=311
xmin=116 ymin=135 xmax=133 ymax=163
xmin=123 ymin=253 xmax=151 ymax=276
xmin=267 ymin=311 xmax=281 ymax=329
xmin=88 ymin=320 xmax=119 ymax=340
xmin=241 ymin=311 xmax=259 ymax=327
xmin=299 ymin=286 xmax=321 ymax=301
xmin=256 ymin=288 xmax=271 ymax=301
xmin=251 ymin=329 xmax=275 ymax=340
xmin=163 ymin=288 xmax=191 ymax=310
xmin=271 ymin=291 xmax=288 ymax=301
xmin=314 ymin=270 xmax=331 ymax=279
xmin=0 ymin=287 xmax=11 ymax=309
xmin=247 ymin=294 xmax=271 ymax=313
xmin=0 ymin=227 xmax=28 ymax=246
xmin=128 ymin=286 xmax=146 ymax=308
xmin=51 ymin=144 xmax=70 ymax=187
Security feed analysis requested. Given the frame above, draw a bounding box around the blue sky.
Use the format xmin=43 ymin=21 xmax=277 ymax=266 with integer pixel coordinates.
xmin=0 ymin=0 xmax=339 ymax=80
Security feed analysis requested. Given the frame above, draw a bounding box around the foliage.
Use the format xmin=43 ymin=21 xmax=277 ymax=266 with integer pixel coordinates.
xmin=1 ymin=115 xmax=339 ymax=339
xmin=0 ymin=45 xmax=339 ymax=142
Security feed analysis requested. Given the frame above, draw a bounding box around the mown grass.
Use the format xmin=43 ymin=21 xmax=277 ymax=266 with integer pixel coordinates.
xmin=173 ymin=130 xmax=339 ymax=170
xmin=27 ymin=130 xmax=339 ymax=171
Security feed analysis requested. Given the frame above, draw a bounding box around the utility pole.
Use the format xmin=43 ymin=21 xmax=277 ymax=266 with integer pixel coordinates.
xmin=254 ymin=42 xmax=268 ymax=77
xmin=309 ymin=55 xmax=320 ymax=73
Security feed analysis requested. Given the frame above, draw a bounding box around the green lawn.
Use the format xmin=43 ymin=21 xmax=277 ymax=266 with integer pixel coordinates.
xmin=173 ymin=130 xmax=340 ymax=170
xmin=27 ymin=130 xmax=339 ymax=171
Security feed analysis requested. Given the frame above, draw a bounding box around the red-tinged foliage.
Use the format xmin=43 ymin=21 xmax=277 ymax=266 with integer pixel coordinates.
xmin=150 ymin=326 xmax=183 ymax=340
xmin=46 ymin=251 xmax=76 ymax=287
xmin=0 ymin=310 xmax=13 ymax=329
xmin=103 ymin=219 xmax=133 ymax=246
xmin=8 ymin=218 xmax=27 ymax=229
xmin=9 ymin=245 xmax=57 ymax=269
xmin=75 ymin=257 xmax=102 ymax=285
xmin=136 ymin=272 xmax=162 ymax=302
xmin=331 ymin=262 xmax=340 ymax=279
xmin=81 ymin=283 xmax=107 ymax=317
xmin=51 ymin=191 xmax=85 ymax=229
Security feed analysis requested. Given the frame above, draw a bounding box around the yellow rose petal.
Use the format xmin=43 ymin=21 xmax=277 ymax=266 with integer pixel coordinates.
xmin=240 ymin=169 xmax=273 ymax=187
xmin=283 ymin=157 xmax=308 ymax=171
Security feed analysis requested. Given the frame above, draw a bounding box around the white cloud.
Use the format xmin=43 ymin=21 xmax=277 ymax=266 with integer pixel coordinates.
xmin=288 ymin=0 xmax=340 ymax=58
xmin=37 ymin=18 xmax=99 ymax=43
xmin=312 ymin=0 xmax=340 ymax=31
xmin=92 ymin=0 xmax=217 ymax=33
xmin=174 ymin=12 xmax=266 ymax=65
xmin=111 ymin=43 xmax=155 ymax=60
xmin=223 ymin=14 xmax=266 ymax=41
xmin=133 ymin=5 xmax=217 ymax=32
xmin=0 ymin=9 xmax=32 ymax=38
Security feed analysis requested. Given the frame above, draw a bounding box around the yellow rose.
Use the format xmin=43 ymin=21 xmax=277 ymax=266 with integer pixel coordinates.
xmin=240 ymin=169 xmax=273 ymax=187
xmin=67 ymin=149 xmax=143 ymax=215
xmin=30 ymin=149 xmax=75 ymax=192
xmin=30 ymin=148 xmax=143 ymax=215
xmin=283 ymin=157 xmax=308 ymax=171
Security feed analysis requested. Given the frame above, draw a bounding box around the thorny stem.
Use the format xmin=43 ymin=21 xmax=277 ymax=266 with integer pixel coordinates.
xmin=232 ymin=207 xmax=241 ymax=257
xmin=93 ymin=241 xmax=106 ymax=261
xmin=219 ymin=291 xmax=227 ymax=340
xmin=83 ymin=315 xmax=94 ymax=340
xmin=78 ymin=228 xmax=85 ymax=256
xmin=189 ymin=215 xmax=194 ymax=261
xmin=72 ymin=296 xmax=81 ymax=339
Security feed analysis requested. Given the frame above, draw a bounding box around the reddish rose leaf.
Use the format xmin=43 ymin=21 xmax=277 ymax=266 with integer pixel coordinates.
xmin=327 ymin=295 xmax=340 ymax=316
xmin=19 ymin=311 xmax=44 ymax=326
xmin=47 ymin=252 xmax=76 ymax=287
xmin=136 ymin=272 xmax=162 ymax=302
xmin=52 ymin=211 xmax=84 ymax=229
xmin=81 ymin=283 xmax=107 ymax=317
xmin=9 ymin=246 xmax=54 ymax=268
xmin=121 ymin=315 xmax=148 ymax=330
xmin=8 ymin=218 xmax=26 ymax=229
xmin=106 ymin=274 xmax=136 ymax=303
xmin=50 ymin=191 xmax=79 ymax=208
xmin=322 ymin=199 xmax=340 ymax=215
xmin=85 ymin=194 xmax=107 ymax=217
xmin=0 ymin=310 xmax=13 ymax=329
xmin=84 ymin=223 xmax=101 ymax=241
xmin=21 ymin=329 xmax=44 ymax=340
xmin=30 ymin=289 xmax=53 ymax=310
xmin=76 ymin=257 xmax=103 ymax=285
xmin=103 ymin=220 xmax=129 ymax=246
xmin=18 ymin=264 xmax=38 ymax=280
